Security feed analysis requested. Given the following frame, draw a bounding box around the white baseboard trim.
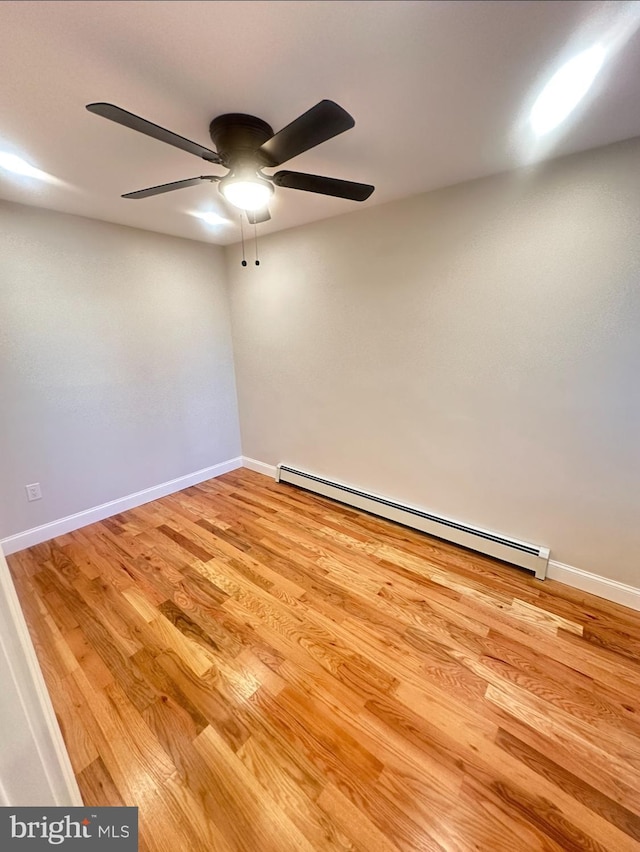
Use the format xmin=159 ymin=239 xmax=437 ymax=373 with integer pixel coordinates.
xmin=547 ymin=560 xmax=640 ymax=612
xmin=0 ymin=457 xmax=243 ymax=555
xmin=240 ymin=457 xmax=640 ymax=613
xmin=242 ymin=456 xmax=277 ymax=478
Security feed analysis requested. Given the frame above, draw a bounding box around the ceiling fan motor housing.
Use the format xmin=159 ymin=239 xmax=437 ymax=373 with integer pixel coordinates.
xmin=209 ymin=114 xmax=274 ymax=168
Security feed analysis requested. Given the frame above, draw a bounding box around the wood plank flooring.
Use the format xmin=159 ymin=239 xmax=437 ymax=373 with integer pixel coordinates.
xmin=8 ymin=468 xmax=640 ymax=851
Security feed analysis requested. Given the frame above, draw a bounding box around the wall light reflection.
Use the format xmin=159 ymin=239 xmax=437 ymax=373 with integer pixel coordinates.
xmin=0 ymin=151 xmax=60 ymax=184
xmin=529 ymin=45 xmax=605 ymax=136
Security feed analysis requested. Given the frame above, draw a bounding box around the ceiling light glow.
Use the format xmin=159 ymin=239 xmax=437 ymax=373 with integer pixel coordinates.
xmin=191 ymin=211 xmax=230 ymax=226
xmin=530 ymin=45 xmax=606 ymax=136
xmin=0 ymin=151 xmax=54 ymax=181
xmin=220 ymin=176 xmax=273 ymax=211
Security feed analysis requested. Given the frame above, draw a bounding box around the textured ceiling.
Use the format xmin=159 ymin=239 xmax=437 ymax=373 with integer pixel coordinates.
xmin=1 ymin=1 xmax=640 ymax=245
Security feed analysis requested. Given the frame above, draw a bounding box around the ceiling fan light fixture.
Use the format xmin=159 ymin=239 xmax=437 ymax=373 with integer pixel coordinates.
xmin=87 ymin=100 xmax=374 ymax=212
xmin=219 ymin=174 xmax=273 ymax=211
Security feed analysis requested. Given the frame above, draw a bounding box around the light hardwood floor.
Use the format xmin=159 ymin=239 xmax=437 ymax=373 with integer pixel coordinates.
xmin=8 ymin=468 xmax=640 ymax=851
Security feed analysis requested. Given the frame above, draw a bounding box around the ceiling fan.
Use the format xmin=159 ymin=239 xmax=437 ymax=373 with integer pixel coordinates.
xmin=86 ymin=100 xmax=375 ymax=223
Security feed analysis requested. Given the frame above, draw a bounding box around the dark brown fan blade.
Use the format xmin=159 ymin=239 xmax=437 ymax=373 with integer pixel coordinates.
xmin=87 ymin=103 xmax=222 ymax=163
xmin=273 ymin=170 xmax=374 ymax=201
xmin=246 ymin=208 xmax=271 ymax=224
xmin=122 ymin=176 xmax=219 ymax=199
xmin=258 ymin=100 xmax=354 ymax=167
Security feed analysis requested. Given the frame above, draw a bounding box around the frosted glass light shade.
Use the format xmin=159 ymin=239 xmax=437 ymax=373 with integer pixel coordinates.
xmin=220 ymin=177 xmax=273 ymax=211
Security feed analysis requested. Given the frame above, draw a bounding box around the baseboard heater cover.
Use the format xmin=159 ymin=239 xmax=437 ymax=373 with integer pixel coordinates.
xmin=276 ymin=465 xmax=549 ymax=580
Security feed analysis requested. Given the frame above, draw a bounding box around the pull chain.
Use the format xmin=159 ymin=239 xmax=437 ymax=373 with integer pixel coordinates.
xmin=240 ymin=214 xmax=247 ymax=267
xmin=254 ymin=222 xmax=260 ymax=266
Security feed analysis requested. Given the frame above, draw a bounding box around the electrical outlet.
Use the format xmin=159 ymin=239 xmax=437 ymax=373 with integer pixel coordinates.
xmin=26 ymin=483 xmax=42 ymax=502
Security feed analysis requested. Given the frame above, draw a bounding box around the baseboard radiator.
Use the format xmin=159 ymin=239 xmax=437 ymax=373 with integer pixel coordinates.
xmin=276 ymin=464 xmax=549 ymax=579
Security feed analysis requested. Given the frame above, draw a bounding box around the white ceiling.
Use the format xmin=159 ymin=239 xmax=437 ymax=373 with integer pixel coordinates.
xmin=1 ymin=0 xmax=640 ymax=246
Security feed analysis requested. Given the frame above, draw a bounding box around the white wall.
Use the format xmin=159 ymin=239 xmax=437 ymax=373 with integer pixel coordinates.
xmin=226 ymin=136 xmax=640 ymax=588
xmin=0 ymin=545 xmax=82 ymax=805
xmin=0 ymin=201 xmax=241 ymax=540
